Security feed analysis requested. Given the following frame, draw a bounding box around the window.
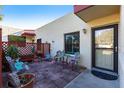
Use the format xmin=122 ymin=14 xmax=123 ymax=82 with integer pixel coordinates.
xmin=64 ymin=32 xmax=80 ymax=54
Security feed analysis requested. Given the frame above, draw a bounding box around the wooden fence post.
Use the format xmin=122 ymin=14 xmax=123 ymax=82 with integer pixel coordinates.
xmin=0 ymin=28 xmax=2 ymax=87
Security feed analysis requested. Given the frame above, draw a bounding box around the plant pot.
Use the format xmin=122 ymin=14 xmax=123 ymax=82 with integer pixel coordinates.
xmin=19 ymin=73 xmax=35 ymax=88
xmin=8 ymin=73 xmax=35 ymax=88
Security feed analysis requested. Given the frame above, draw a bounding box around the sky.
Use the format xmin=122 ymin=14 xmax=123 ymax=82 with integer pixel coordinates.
xmin=1 ymin=5 xmax=73 ymax=29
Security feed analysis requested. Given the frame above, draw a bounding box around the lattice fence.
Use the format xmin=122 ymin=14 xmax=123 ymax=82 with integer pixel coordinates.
xmin=2 ymin=42 xmax=8 ymax=55
xmin=18 ymin=43 xmax=36 ymax=56
xmin=2 ymin=42 xmax=50 ymax=57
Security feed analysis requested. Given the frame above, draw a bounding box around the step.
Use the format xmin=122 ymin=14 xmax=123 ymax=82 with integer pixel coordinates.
xmin=92 ymin=68 xmax=118 ymax=77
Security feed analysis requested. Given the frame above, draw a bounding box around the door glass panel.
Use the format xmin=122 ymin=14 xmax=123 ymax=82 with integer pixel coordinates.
xmin=95 ymin=28 xmax=114 ymax=48
xmin=95 ymin=28 xmax=114 ymax=70
xmin=95 ymin=49 xmax=113 ymax=70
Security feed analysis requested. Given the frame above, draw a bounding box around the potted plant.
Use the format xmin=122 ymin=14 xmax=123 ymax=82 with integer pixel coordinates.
xmin=8 ymin=73 xmax=35 ymax=88
xmin=18 ymin=73 xmax=35 ymax=88
xmin=7 ymin=45 xmax=19 ymax=59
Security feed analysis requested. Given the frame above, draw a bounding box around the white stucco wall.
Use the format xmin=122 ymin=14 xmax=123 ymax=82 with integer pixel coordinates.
xmin=0 ymin=25 xmax=23 ymax=41
xmin=35 ymin=13 xmax=91 ymax=69
xmin=119 ymin=5 xmax=124 ymax=88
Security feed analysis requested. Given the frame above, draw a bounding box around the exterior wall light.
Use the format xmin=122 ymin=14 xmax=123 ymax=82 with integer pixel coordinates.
xmin=82 ymin=28 xmax=87 ymax=34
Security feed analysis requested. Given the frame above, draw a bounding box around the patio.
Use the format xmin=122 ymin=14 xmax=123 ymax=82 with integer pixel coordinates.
xmin=1 ymin=35 xmax=86 ymax=88
xmin=3 ymin=60 xmax=119 ymax=88
xmin=3 ymin=61 xmax=85 ymax=88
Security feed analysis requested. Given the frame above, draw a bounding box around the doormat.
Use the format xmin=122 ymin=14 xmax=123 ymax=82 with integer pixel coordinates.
xmin=91 ymin=70 xmax=118 ymax=80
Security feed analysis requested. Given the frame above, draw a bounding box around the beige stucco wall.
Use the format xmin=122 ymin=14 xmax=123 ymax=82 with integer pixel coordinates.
xmin=35 ymin=13 xmax=92 ymax=69
xmin=25 ymin=35 xmax=35 ymax=43
xmin=87 ymin=13 xmax=120 ymax=27
xmin=119 ymin=5 xmax=124 ymax=88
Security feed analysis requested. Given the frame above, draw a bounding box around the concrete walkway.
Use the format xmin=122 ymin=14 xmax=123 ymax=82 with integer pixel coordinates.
xmin=65 ymin=70 xmax=119 ymax=88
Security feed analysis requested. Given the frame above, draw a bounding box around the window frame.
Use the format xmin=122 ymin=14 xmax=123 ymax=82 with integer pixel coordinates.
xmin=64 ymin=31 xmax=80 ymax=54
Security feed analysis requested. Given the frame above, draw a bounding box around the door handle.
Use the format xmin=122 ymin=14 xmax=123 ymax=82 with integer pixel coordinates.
xmin=115 ymin=46 xmax=118 ymax=53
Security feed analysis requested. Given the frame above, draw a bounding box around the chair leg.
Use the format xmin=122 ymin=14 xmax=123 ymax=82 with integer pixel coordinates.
xmin=71 ymin=63 xmax=74 ymax=71
xmin=72 ymin=62 xmax=79 ymax=71
xmin=62 ymin=61 xmax=65 ymax=69
xmin=71 ymin=62 xmax=77 ymax=71
xmin=62 ymin=61 xmax=67 ymax=69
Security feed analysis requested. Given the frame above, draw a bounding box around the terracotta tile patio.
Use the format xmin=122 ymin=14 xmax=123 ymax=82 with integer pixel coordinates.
xmin=3 ymin=62 xmax=85 ymax=88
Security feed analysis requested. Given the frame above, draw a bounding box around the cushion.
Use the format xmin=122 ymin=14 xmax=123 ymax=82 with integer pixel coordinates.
xmin=15 ymin=61 xmax=24 ymax=71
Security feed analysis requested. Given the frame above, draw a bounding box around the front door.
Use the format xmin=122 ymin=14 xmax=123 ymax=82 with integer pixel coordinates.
xmin=92 ymin=24 xmax=118 ymax=73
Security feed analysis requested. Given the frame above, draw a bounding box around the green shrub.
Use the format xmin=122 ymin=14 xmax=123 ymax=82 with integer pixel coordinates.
xmin=7 ymin=45 xmax=19 ymax=59
xmin=8 ymin=35 xmax=26 ymax=42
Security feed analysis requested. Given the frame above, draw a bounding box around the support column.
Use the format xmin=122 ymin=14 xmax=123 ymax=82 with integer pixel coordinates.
xmin=119 ymin=5 xmax=124 ymax=88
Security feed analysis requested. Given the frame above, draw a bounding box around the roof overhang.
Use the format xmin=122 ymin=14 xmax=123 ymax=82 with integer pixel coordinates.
xmin=74 ymin=5 xmax=120 ymax=22
xmin=21 ymin=32 xmax=36 ymax=36
xmin=21 ymin=30 xmax=36 ymax=37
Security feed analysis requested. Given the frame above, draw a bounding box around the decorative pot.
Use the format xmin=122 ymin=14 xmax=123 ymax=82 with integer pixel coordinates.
xmin=19 ymin=73 xmax=35 ymax=88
